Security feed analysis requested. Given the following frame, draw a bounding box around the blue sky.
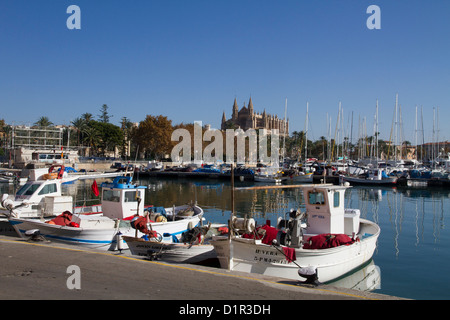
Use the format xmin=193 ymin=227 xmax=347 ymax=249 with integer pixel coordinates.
xmin=1 ymin=0 xmax=449 ymax=144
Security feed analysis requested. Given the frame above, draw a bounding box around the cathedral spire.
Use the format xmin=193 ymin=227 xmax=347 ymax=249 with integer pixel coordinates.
xmin=248 ymin=96 xmax=254 ymax=115
xmin=232 ymin=98 xmax=238 ymax=120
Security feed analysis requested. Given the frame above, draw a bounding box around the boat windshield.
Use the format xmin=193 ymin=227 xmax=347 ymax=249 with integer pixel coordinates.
xmin=103 ymin=189 xmax=121 ymax=202
xmin=15 ymin=182 xmax=43 ymax=199
xmin=308 ymin=191 xmax=326 ymax=205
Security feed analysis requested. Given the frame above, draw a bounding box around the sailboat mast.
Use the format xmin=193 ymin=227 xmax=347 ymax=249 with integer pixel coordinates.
xmin=395 ymin=93 xmax=398 ymax=162
xmin=415 ymin=105 xmax=418 ymax=164
xmin=283 ymin=98 xmax=287 ymax=164
xmin=305 ymin=101 xmax=309 ymax=162
xmin=433 ymin=107 xmax=436 ymax=168
xmin=421 ymin=106 xmax=424 ymax=162
xmin=376 ymin=99 xmax=379 ymax=164
xmin=350 ymin=111 xmax=353 ymax=161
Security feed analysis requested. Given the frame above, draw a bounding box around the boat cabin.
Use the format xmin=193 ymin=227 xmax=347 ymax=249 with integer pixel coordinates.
xmin=302 ymin=184 xmax=359 ymax=236
xmin=365 ymin=169 xmax=389 ymax=180
xmin=1 ymin=168 xmax=73 ymax=218
xmin=100 ymin=176 xmax=146 ymax=220
xmin=15 ymin=179 xmax=62 ymax=202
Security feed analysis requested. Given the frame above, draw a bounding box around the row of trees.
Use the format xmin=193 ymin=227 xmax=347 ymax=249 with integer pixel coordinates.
xmin=0 ymin=105 xmax=419 ymax=162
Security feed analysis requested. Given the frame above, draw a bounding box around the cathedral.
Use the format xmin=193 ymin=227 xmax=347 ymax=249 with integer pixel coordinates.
xmin=221 ymin=97 xmax=289 ymax=136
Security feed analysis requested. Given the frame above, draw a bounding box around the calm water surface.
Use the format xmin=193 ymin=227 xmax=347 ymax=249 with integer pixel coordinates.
xmin=3 ymin=176 xmax=450 ymax=299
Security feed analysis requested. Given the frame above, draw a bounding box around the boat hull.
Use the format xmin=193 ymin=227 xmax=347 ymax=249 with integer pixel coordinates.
xmin=210 ymin=219 xmax=380 ymax=283
xmin=285 ymin=173 xmax=313 ymax=183
xmin=9 ymin=206 xmax=204 ymax=251
xmin=122 ymin=236 xmax=216 ymax=263
xmin=9 ymin=217 xmax=120 ymax=250
xmin=342 ymin=176 xmax=397 ymax=186
xmin=254 ymin=176 xmax=282 ymax=183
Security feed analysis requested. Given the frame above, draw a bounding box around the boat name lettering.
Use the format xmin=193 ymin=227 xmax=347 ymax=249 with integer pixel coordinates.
xmin=254 ymin=249 xmax=289 ymax=264
xmin=253 ymin=256 xmax=289 ymax=264
xmin=255 ymin=249 xmax=278 ymax=256
xmin=135 ymin=244 xmax=166 ymax=251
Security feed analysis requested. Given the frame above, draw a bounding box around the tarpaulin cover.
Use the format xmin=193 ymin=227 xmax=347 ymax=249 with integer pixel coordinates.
xmin=242 ymin=224 xmax=280 ymax=245
xmin=303 ymin=233 xmax=357 ymax=249
xmin=49 ymin=211 xmax=73 ymax=226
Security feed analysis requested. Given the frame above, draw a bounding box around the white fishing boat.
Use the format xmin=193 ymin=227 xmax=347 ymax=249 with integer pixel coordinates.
xmin=285 ymin=172 xmax=313 ymax=183
xmin=254 ymin=167 xmax=283 ymax=183
xmin=7 ymin=175 xmax=204 ymax=251
xmin=0 ymin=166 xmax=95 ymax=219
xmin=254 ymin=174 xmax=282 ymax=183
xmin=341 ymin=169 xmax=397 ymax=186
xmin=122 ymin=224 xmax=228 ymax=263
xmin=0 ymin=170 xmax=20 ymax=184
xmin=0 ymin=165 xmax=122 ymax=219
xmin=210 ymin=184 xmax=380 ymax=284
xmin=123 ymin=237 xmax=216 ymax=263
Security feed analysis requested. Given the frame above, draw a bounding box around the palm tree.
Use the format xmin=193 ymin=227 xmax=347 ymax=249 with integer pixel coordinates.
xmin=81 ymin=113 xmax=93 ymax=122
xmin=120 ymin=116 xmax=135 ymax=158
xmin=82 ymin=126 xmax=100 ymax=156
xmin=71 ymin=117 xmax=86 ymax=146
xmin=319 ymin=136 xmax=327 ymax=161
xmin=34 ymin=116 xmax=53 ymax=127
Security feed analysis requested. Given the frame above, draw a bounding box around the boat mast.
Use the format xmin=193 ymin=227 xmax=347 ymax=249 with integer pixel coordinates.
xmin=350 ymin=111 xmax=353 ymax=163
xmin=437 ymin=106 xmax=440 ymax=164
xmin=415 ymin=105 xmax=418 ymax=166
xmin=395 ymin=93 xmax=398 ymax=163
xmin=433 ymin=107 xmax=436 ymax=168
xmin=421 ymin=106 xmax=424 ymax=162
xmin=305 ymin=101 xmax=309 ymax=163
xmin=332 ymin=102 xmax=341 ymax=162
xmin=376 ymin=100 xmax=379 ymax=166
xmin=283 ymin=98 xmax=287 ymax=164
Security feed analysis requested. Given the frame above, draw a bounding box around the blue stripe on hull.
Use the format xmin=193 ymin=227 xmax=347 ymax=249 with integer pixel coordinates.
xmin=12 ymin=220 xmax=202 ymax=245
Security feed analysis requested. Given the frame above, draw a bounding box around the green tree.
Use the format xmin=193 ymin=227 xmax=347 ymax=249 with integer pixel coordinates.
xmin=0 ymin=119 xmax=11 ymax=156
xmin=99 ymin=104 xmax=112 ymax=123
xmin=120 ymin=117 xmax=136 ymax=159
xmin=34 ymin=116 xmax=53 ymax=127
xmin=82 ymin=113 xmax=93 ymax=122
xmin=91 ymin=121 xmax=123 ymax=157
xmin=82 ymin=126 xmax=100 ymax=156
xmin=133 ymin=115 xmax=173 ymax=159
xmin=71 ymin=117 xmax=88 ymax=146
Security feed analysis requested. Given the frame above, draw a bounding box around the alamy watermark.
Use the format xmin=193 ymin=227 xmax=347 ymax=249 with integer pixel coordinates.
xmin=65 ymin=4 xmax=381 ymax=31
xmin=171 ymin=121 xmax=281 ymax=166
xmin=66 ymin=265 xmax=81 ymax=290
xmin=366 ymin=5 xmax=381 ymax=30
xmin=66 ymin=5 xmax=81 ymax=30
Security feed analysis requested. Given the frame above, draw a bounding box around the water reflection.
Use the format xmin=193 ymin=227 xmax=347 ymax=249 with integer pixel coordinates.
xmin=327 ymin=260 xmax=381 ymax=292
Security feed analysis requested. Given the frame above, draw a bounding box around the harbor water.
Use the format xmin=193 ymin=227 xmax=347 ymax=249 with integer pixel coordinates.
xmin=2 ymin=176 xmax=450 ymax=300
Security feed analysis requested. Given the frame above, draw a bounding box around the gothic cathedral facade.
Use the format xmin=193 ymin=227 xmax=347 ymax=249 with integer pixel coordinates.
xmin=221 ymin=97 xmax=289 ymax=136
